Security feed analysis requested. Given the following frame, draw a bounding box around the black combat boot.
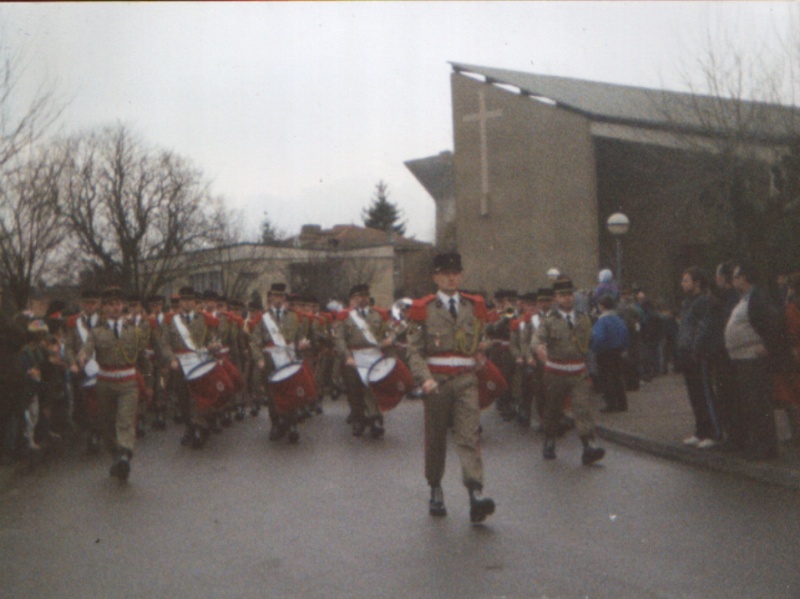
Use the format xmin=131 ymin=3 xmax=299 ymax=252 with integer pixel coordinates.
xmin=110 ymin=450 xmax=131 ymax=481
xmin=369 ymin=416 xmax=385 ymax=439
xmin=468 ymin=485 xmax=495 ymax=524
xmin=543 ymin=437 xmax=556 ymax=460
xmin=581 ymin=436 xmax=605 ymax=466
xmin=429 ymin=485 xmax=446 ymax=517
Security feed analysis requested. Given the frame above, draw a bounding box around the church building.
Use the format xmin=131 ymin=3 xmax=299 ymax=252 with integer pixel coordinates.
xmin=406 ymin=62 xmax=799 ymax=304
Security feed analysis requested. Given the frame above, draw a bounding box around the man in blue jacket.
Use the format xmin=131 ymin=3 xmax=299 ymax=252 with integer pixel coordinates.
xmin=591 ymin=295 xmax=630 ymax=412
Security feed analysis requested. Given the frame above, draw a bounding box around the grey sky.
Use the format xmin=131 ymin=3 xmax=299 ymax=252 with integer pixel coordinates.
xmin=1 ymin=2 xmax=795 ymax=242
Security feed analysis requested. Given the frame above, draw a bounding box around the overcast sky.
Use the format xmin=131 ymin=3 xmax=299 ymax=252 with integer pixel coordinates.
xmin=1 ymin=2 xmax=796 ymax=243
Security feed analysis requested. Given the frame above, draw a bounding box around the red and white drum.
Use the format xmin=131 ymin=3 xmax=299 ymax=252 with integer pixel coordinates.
xmin=185 ymin=357 xmax=234 ymax=414
xmin=367 ymin=356 xmax=414 ymax=412
xmin=268 ymin=361 xmax=317 ymax=415
xmin=476 ymin=358 xmax=508 ymax=410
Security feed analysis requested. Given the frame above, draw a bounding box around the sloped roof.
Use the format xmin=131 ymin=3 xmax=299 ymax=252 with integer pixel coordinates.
xmin=295 ymin=224 xmax=429 ymax=250
xmin=404 ymin=151 xmax=455 ymax=201
xmin=450 ymin=62 xmax=800 ymax=142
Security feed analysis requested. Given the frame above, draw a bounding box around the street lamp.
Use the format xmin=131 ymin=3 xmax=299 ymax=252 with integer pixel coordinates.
xmin=606 ymin=212 xmax=630 ymax=288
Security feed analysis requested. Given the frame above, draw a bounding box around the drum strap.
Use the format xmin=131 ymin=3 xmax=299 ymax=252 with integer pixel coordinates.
xmin=76 ymin=315 xmax=98 ymax=385
xmin=349 ymin=310 xmax=379 ymax=346
xmin=262 ymin=311 xmax=288 ymax=348
xmin=174 ymin=314 xmax=200 ymax=352
xmin=262 ymin=311 xmax=294 ymax=368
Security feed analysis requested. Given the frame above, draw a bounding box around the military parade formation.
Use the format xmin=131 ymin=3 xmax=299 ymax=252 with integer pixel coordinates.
xmin=59 ymin=251 xmax=606 ymax=524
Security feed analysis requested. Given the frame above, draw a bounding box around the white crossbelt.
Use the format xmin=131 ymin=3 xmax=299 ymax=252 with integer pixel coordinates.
xmin=545 ymin=360 xmax=586 ymax=373
xmin=426 ymin=356 xmax=476 ymax=368
xmin=98 ymin=367 xmax=136 ymax=379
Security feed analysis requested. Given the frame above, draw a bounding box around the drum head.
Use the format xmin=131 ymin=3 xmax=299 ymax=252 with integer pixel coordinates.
xmin=185 ymin=359 xmax=218 ymax=381
xmin=269 ymin=362 xmax=303 ymax=383
xmin=367 ymin=356 xmax=397 ymax=384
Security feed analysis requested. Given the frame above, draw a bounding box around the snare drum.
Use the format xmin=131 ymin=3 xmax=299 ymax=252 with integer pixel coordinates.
xmin=476 ymin=358 xmax=508 ymax=410
xmin=187 ymin=362 xmax=234 ymax=413
xmin=268 ymin=361 xmax=318 ymax=415
xmin=367 ymin=356 xmax=414 ymax=412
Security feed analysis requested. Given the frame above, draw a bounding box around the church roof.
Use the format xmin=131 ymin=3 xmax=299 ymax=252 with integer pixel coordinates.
xmin=450 ymin=62 xmax=800 ymax=143
xmin=404 ymin=151 xmax=455 ymax=202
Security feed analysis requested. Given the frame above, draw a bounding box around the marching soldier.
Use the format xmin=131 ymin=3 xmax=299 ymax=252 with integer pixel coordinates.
xmin=530 ymin=276 xmax=605 ymax=465
xmin=65 ymin=288 xmax=103 ymax=454
xmin=145 ymin=295 xmax=168 ymax=430
xmin=248 ymin=283 xmax=309 ymax=442
xmin=160 ymin=286 xmax=222 ymax=449
xmin=77 ymin=287 xmax=150 ymax=481
xmin=406 ymin=252 xmax=496 ymax=523
xmin=334 ymin=284 xmax=392 ymax=438
xmin=510 ymin=291 xmax=538 ymax=427
xmin=485 ymin=289 xmax=518 ymax=421
xmin=126 ymin=292 xmax=152 ymax=438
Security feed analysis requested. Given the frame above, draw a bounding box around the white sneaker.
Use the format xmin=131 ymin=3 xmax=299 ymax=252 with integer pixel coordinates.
xmin=697 ymin=438 xmax=718 ymax=449
xmin=683 ymin=435 xmax=701 ymax=446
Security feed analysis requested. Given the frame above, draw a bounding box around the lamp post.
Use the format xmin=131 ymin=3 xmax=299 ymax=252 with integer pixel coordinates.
xmin=606 ymin=212 xmax=630 ymax=288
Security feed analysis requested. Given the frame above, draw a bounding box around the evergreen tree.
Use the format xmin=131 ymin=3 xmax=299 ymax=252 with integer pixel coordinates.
xmin=362 ymin=180 xmax=406 ymax=236
xmin=259 ymin=212 xmax=286 ymax=246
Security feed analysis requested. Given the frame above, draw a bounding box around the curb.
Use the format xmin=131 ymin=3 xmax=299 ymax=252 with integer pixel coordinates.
xmin=597 ymin=425 xmax=800 ymax=491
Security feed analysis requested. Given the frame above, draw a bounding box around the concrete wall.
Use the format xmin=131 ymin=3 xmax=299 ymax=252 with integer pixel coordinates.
xmin=451 ymin=74 xmax=600 ymax=295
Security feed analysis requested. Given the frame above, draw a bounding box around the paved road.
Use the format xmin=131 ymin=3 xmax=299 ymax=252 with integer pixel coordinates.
xmin=1 ymin=398 xmax=798 ymax=598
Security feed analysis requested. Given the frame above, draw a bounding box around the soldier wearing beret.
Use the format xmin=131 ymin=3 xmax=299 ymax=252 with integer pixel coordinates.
xmin=78 ymin=287 xmax=150 ymax=480
xmin=406 ymin=251 xmax=496 ymax=523
xmin=530 ymin=276 xmax=605 ymax=465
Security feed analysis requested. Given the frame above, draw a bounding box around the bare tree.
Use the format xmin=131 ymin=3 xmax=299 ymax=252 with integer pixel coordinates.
xmin=0 ymin=51 xmax=66 ymax=311
xmin=649 ymin=25 xmax=800 ymax=278
xmin=0 ymin=144 xmax=68 ymax=311
xmin=59 ymin=124 xmax=227 ymax=297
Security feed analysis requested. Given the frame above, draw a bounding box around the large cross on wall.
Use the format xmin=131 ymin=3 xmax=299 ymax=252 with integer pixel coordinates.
xmin=463 ymin=87 xmax=502 ymax=216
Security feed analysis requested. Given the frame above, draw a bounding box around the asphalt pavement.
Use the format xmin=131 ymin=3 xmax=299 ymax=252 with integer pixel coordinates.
xmin=2 ymin=373 xmax=799 ymax=492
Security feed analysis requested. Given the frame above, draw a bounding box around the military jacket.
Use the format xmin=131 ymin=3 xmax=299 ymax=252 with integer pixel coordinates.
xmin=160 ymin=311 xmax=220 ymax=365
xmin=333 ymin=308 xmax=389 ymax=358
xmin=81 ymin=319 xmax=150 ymax=371
xmin=248 ymin=308 xmax=305 ymax=359
xmin=406 ymin=293 xmax=486 ymax=382
xmin=530 ymin=309 xmax=592 ymax=364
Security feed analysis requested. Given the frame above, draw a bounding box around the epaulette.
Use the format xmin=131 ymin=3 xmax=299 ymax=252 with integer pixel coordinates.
xmin=227 ymin=313 xmax=244 ymax=328
xmin=66 ymin=314 xmax=80 ymax=329
xmin=247 ymin=311 xmax=263 ymax=329
xmin=336 ymin=309 xmax=352 ymax=322
xmin=164 ymin=313 xmax=174 ymax=325
xmin=408 ymin=295 xmax=436 ymax=322
xmin=460 ymin=292 xmax=489 ymax=322
xmin=203 ymin=312 xmax=220 ymax=327
xmin=374 ymin=307 xmax=390 ymax=321
xmin=510 ymin=318 xmax=522 ymax=332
